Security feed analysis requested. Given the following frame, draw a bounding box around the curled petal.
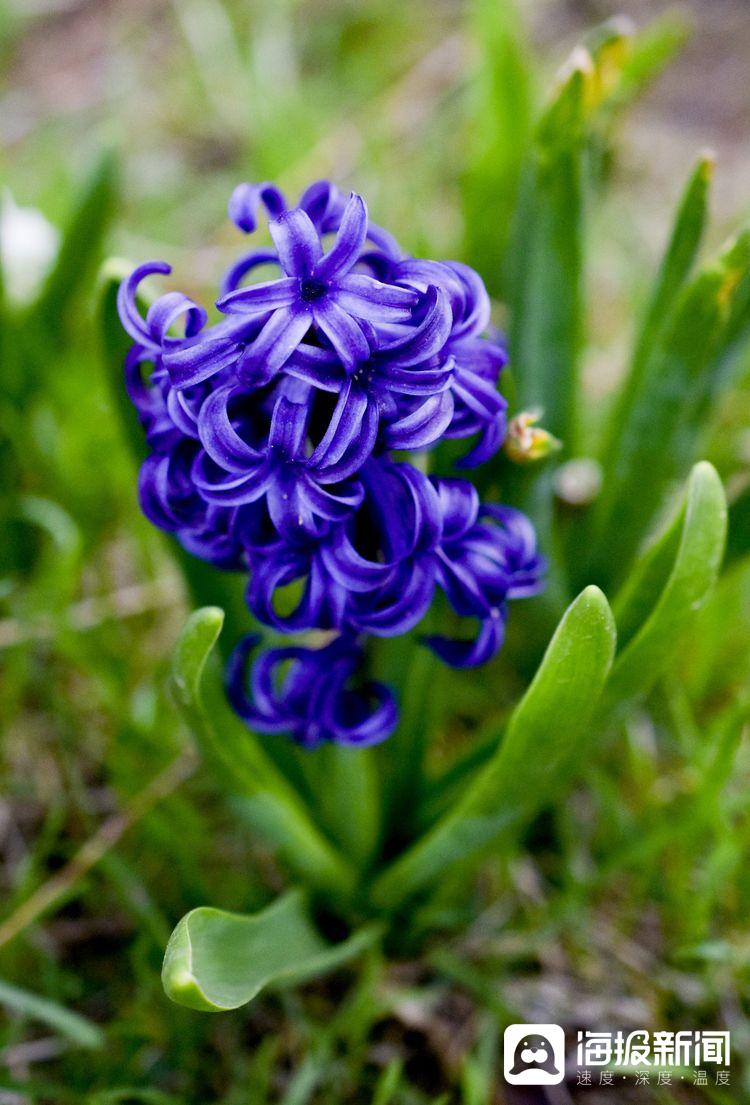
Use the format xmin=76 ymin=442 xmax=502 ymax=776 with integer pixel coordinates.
xmin=425 ymin=611 xmax=506 ymax=669
xmin=146 ymin=291 xmax=207 ymax=345
xmin=228 ymin=182 xmax=287 ymax=233
xmin=191 ymin=452 xmax=270 ymax=506
xmin=380 ymin=285 xmax=452 ymax=366
xmin=220 ymin=249 xmax=280 ymax=296
xmin=434 ymin=478 xmax=480 ymax=542
xmin=383 ymin=390 xmax=454 ymax=451
xmin=309 ymin=381 xmax=369 ymax=469
xmin=298 ymin=179 xmax=346 ymax=229
xmin=227 ymin=634 xmax=397 ymax=748
xmin=117 ymin=261 xmax=172 ymax=347
xmin=352 ymin=557 xmax=437 ymax=637
xmin=163 ymin=316 xmax=255 ymax=389
xmin=197 ymin=386 xmax=264 ymax=470
xmin=268 ymin=395 xmax=310 ymax=458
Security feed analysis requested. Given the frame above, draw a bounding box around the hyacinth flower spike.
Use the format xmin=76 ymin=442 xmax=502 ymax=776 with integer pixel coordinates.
xmin=119 ymin=179 xmax=546 ymax=748
xmin=216 ymin=193 xmax=418 ymax=381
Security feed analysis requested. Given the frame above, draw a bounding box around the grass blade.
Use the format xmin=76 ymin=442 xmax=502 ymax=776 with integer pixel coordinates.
xmin=0 ymin=978 xmax=104 ymax=1049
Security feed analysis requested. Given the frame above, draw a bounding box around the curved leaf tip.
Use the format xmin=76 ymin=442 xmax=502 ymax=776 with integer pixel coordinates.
xmin=172 ymin=606 xmax=225 ymax=704
xmin=162 ymin=891 xmax=380 ymax=1013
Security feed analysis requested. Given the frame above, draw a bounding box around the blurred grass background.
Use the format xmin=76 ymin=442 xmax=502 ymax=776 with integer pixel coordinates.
xmin=2 ymin=1 xmax=750 ymax=1102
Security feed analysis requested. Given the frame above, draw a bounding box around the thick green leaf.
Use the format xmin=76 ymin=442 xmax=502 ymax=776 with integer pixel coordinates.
xmin=172 ymin=608 xmax=356 ymax=898
xmin=370 ymin=587 xmax=616 ymax=910
xmin=304 ymin=741 xmax=381 ymax=869
xmin=602 ymin=462 xmax=727 ymax=716
xmin=34 ymin=151 xmax=118 ymax=341
xmin=587 ymin=231 xmax=749 ymax=587
xmin=162 ymin=890 xmax=379 ymax=1012
xmin=0 ymin=978 xmax=104 ymax=1049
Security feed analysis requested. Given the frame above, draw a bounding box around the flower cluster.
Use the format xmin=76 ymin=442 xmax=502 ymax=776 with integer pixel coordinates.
xmin=120 ymin=181 xmax=545 ymax=747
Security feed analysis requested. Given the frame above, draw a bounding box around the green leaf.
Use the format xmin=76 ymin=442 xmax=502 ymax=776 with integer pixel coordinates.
xmin=602 ymin=462 xmax=727 ymax=716
xmin=506 ymin=61 xmax=586 ymax=449
xmin=725 ymin=480 xmax=750 ymax=569
xmin=461 ymin=0 xmax=534 ymax=294
xmin=33 ymin=151 xmax=118 ymax=341
xmin=0 ymin=978 xmax=104 ymax=1049
xmin=587 ymin=229 xmax=749 ymax=588
xmin=162 ymin=889 xmax=380 ymax=1012
xmin=172 ymin=608 xmax=356 ymax=899
xmin=370 ymin=587 xmax=616 ymax=910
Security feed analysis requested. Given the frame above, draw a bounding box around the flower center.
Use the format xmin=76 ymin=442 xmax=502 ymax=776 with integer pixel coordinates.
xmin=299 ymin=278 xmax=328 ymax=303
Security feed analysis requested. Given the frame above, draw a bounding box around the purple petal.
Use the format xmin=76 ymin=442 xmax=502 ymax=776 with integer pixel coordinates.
xmin=238 ymin=305 xmax=312 ymax=383
xmin=309 ymin=381 xmax=368 ymax=468
xmin=220 ymin=249 xmax=280 ymax=296
xmin=286 ymin=345 xmax=344 ymax=392
xmin=312 ymin=298 xmax=369 ymax=369
xmin=228 ymin=182 xmax=287 ymax=234
xmin=270 ymin=208 xmax=322 ymax=277
xmin=145 ymin=291 xmax=207 ymax=345
xmin=197 ymin=385 xmax=265 ymax=471
xmin=314 ymin=193 xmax=368 ymax=281
xmin=384 ymin=390 xmax=454 ymax=451
xmin=380 ymin=285 xmax=452 ymax=366
xmin=117 ymin=261 xmax=172 ymax=347
xmin=268 ymin=395 xmax=310 ymax=458
xmin=298 ymin=180 xmax=345 ymax=229
xmin=216 ymin=276 xmax=298 ymax=315
xmin=425 ymin=612 xmax=506 ymax=669
xmin=332 ymin=273 xmax=418 ymax=322
xmin=192 ymin=452 xmax=270 ymax=506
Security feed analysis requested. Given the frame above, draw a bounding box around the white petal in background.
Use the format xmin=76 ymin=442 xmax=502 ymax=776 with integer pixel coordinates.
xmin=1 ymin=191 xmax=60 ymax=305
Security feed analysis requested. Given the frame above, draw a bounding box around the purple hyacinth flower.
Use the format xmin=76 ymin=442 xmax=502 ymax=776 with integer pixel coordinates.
xmin=395 ymin=259 xmax=508 ymax=466
xmin=193 ymin=385 xmax=365 ymax=539
xmin=227 ymin=634 xmax=397 ymax=748
xmin=118 ymin=179 xmax=546 ymax=747
xmin=425 ymin=480 xmax=546 ymax=667
xmin=216 ymin=193 xmax=418 ymax=381
xmin=286 ymin=284 xmax=455 ymax=456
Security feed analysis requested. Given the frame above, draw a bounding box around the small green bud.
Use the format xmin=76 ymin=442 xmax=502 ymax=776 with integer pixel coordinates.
xmin=504 ymin=410 xmax=562 ymax=465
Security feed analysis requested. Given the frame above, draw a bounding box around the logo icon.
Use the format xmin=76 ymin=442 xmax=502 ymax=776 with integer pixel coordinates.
xmin=503 ymin=1024 xmax=565 ymax=1085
